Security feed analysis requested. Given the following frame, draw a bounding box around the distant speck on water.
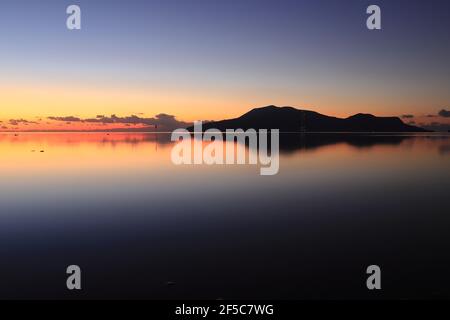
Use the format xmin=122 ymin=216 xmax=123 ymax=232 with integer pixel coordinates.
xmin=165 ymin=281 xmax=176 ymax=287
xmin=40 ymin=150 xmax=44 ymax=153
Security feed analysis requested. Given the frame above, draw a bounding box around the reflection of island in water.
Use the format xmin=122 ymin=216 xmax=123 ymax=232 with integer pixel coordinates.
xmin=3 ymin=132 xmax=448 ymax=156
xmin=189 ymin=132 xmax=450 ymax=156
xmin=271 ymin=133 xmax=415 ymax=153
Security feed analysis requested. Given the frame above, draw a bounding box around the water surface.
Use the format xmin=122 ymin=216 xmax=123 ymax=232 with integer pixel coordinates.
xmin=0 ymin=132 xmax=449 ymax=299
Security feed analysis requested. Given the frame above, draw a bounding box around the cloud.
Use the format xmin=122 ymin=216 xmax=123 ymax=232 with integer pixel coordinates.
xmin=48 ymin=113 xmax=191 ymax=131
xmin=9 ymin=119 xmax=37 ymax=126
xmin=48 ymin=116 xmax=81 ymax=122
xmin=438 ymin=109 xmax=450 ymax=118
xmin=401 ymin=114 xmax=414 ymax=119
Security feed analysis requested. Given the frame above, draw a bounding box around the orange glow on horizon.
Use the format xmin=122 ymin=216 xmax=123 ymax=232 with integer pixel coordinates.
xmin=1 ymin=81 xmax=448 ymax=132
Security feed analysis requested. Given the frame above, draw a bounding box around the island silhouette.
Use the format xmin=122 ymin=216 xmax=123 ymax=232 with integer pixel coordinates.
xmin=188 ymin=105 xmax=429 ymax=132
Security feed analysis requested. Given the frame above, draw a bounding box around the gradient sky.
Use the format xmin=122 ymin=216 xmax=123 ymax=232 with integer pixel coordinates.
xmin=0 ymin=0 xmax=449 ymax=131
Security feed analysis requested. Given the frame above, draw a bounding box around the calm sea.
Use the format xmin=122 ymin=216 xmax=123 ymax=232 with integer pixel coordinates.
xmin=0 ymin=132 xmax=449 ymax=299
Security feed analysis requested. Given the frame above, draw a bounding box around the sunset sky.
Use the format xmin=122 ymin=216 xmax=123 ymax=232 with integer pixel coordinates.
xmin=0 ymin=0 xmax=449 ymax=131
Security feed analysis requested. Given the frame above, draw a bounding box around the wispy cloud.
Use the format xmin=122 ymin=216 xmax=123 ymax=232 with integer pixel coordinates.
xmin=9 ymin=119 xmax=38 ymax=126
xmin=47 ymin=113 xmax=191 ymax=131
xmin=48 ymin=116 xmax=82 ymax=122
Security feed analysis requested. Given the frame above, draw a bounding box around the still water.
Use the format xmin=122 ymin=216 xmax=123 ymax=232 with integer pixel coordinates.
xmin=0 ymin=132 xmax=449 ymax=299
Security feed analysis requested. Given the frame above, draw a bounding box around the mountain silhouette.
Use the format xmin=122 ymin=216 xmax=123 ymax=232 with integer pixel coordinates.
xmin=188 ymin=105 xmax=429 ymax=132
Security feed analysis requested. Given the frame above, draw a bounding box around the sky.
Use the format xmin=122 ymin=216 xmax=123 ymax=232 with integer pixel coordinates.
xmin=0 ymin=0 xmax=449 ymax=131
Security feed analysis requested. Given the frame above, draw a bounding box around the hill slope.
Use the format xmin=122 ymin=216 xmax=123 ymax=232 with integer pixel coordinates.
xmin=188 ymin=106 xmax=428 ymax=132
